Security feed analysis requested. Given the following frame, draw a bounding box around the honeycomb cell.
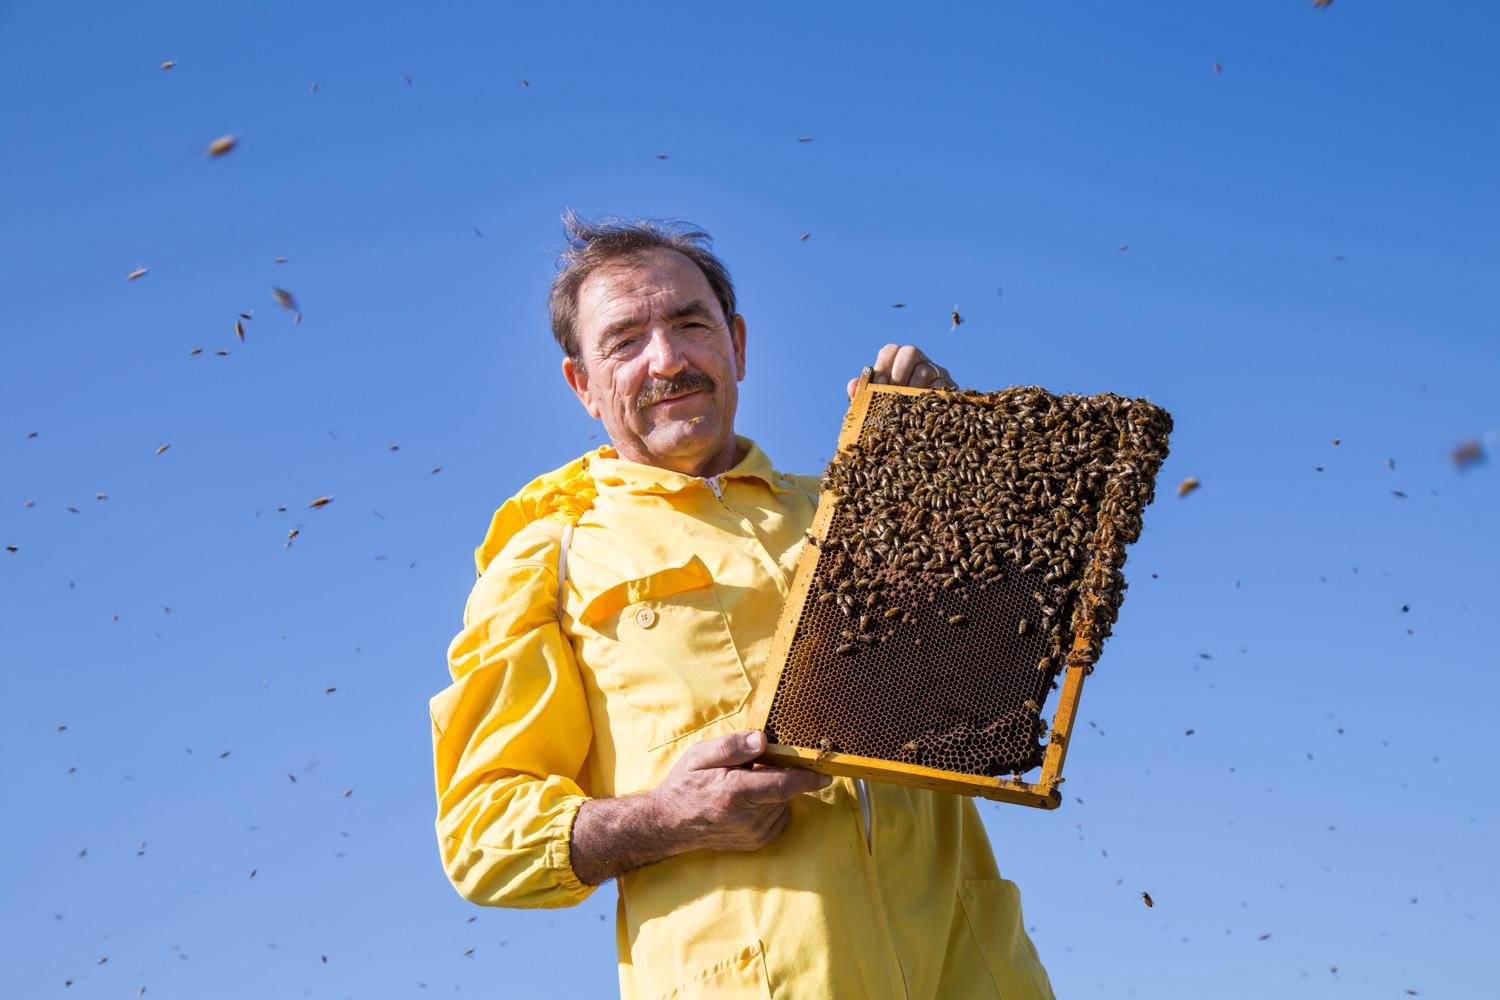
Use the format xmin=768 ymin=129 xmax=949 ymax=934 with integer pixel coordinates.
xmin=763 ymin=386 xmax=1172 ymax=779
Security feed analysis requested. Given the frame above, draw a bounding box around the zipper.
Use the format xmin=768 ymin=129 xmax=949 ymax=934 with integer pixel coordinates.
xmin=854 ymin=777 xmax=874 ymax=853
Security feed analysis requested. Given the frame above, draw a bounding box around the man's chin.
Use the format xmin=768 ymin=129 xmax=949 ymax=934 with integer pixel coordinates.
xmin=650 ymin=417 xmax=716 ymax=447
xmin=638 ymin=417 xmax=727 ymax=463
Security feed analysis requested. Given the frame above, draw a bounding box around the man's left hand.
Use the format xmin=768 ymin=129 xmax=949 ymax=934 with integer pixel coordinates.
xmin=846 ymin=343 xmax=957 ymax=399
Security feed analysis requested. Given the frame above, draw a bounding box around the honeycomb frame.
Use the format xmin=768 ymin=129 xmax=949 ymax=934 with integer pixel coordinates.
xmin=746 ymin=375 xmax=1172 ymax=809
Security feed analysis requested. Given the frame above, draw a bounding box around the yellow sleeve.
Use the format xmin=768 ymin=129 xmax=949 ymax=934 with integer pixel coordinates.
xmin=429 ymin=523 xmax=596 ymax=909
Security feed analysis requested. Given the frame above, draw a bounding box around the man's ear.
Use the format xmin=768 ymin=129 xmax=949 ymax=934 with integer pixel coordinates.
xmin=562 ymin=357 xmax=602 ymax=419
xmin=731 ymin=314 xmax=747 ymax=382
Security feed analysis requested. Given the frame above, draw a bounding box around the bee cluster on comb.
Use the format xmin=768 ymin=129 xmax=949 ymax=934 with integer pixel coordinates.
xmin=760 ymin=385 xmax=1172 ymax=787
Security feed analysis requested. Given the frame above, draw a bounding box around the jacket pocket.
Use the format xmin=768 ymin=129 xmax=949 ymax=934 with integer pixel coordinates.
xmin=578 ymin=556 xmax=752 ymax=752
xmin=958 ymin=878 xmax=1056 ymax=999
xmin=653 ymin=941 xmax=772 ymax=1000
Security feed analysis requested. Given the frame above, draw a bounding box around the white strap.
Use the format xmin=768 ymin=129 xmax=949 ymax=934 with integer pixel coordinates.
xmin=556 ymin=523 xmax=574 ymax=624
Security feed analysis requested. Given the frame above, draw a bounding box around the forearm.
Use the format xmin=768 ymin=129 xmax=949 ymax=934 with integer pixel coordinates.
xmin=570 ymin=791 xmax=685 ymax=885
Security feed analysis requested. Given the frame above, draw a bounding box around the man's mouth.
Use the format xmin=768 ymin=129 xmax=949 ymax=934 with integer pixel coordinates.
xmin=651 ymin=389 xmax=701 ymax=406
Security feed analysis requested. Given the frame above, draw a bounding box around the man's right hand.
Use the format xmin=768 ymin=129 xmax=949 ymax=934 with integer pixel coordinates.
xmin=569 ymin=730 xmax=832 ymax=885
xmin=649 ymin=730 xmax=833 ymax=854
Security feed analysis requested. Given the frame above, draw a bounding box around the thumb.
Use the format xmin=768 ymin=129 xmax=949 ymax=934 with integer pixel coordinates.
xmin=686 ymin=730 xmax=766 ymax=770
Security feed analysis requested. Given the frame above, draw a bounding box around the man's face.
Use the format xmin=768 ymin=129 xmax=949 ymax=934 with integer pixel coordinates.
xmin=563 ymin=249 xmax=747 ymax=476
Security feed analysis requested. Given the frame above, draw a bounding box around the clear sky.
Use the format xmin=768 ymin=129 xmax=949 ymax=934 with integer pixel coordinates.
xmin=3 ymin=1 xmax=1497 ymax=997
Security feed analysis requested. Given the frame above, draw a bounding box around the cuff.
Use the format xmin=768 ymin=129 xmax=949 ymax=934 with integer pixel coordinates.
xmin=545 ymin=795 xmax=595 ymax=900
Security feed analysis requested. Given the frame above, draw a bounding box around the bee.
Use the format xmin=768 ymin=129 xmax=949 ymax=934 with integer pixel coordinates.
xmin=815 ymin=737 xmax=834 ymax=762
xmin=308 ymin=496 xmax=334 ymax=509
xmin=205 ymin=134 xmax=238 ymax=157
xmin=1018 ymin=618 xmax=1030 ymax=636
xmin=804 ymin=532 xmax=820 ymax=547
xmin=1176 ymin=477 xmax=1200 ymax=498
xmin=947 ymin=613 xmax=968 ymax=626
xmin=1141 ymin=892 xmax=1154 ymax=908
xmin=125 ymin=267 xmax=149 ymax=281
xmin=883 ymin=606 xmax=902 ymax=620
xmin=1023 ymin=700 xmax=1039 ymax=714
xmin=835 ymin=643 xmax=856 ymax=655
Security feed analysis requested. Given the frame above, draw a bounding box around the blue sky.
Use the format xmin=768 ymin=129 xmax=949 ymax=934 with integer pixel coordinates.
xmin=2 ymin=1 xmax=1497 ymax=996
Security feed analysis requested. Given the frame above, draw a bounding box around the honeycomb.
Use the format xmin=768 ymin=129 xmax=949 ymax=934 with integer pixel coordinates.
xmin=763 ymin=386 xmax=1173 ymax=779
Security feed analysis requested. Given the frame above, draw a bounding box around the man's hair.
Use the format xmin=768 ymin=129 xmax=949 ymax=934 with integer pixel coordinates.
xmin=548 ymin=210 xmax=737 ymax=369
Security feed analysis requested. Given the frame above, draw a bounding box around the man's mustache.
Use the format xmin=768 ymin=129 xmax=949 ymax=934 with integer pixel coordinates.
xmin=636 ymin=371 xmax=716 ymax=410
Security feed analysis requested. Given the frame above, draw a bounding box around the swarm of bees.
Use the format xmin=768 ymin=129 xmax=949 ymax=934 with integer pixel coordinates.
xmin=764 ymin=386 xmax=1172 ymax=778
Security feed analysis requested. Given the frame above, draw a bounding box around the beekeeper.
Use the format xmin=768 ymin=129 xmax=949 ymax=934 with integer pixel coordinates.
xmin=430 ymin=213 xmax=1054 ymax=999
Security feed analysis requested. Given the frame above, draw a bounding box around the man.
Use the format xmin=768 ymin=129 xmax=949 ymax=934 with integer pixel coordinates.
xmin=430 ymin=214 xmax=1055 ymax=998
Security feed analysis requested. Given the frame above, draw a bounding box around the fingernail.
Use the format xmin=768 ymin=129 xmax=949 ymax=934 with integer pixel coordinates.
xmin=746 ymin=731 xmax=765 ymax=752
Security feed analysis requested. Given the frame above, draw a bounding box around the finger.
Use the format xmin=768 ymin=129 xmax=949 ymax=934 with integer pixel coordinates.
xmin=871 ymin=343 xmax=901 ymax=384
xmin=763 ymin=805 xmax=792 ymax=844
xmin=731 ymin=766 xmax=832 ymax=804
xmin=909 ymin=360 xmax=943 ymax=388
xmin=684 ymin=730 xmax=766 ymax=771
xmin=889 ymin=345 xmax=930 ymax=386
xmin=753 ymin=802 xmax=788 ymax=836
xmin=846 ymin=376 xmax=859 ymax=400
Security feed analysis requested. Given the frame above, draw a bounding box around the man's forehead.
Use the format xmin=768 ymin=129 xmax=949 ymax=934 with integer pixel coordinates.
xmin=578 ymin=250 xmax=714 ymax=324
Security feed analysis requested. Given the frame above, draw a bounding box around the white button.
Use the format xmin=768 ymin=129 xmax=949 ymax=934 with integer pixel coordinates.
xmin=634 ymin=606 xmax=657 ymax=629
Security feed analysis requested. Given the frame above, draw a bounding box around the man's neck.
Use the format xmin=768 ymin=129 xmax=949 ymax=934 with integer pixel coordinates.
xmin=610 ymin=435 xmax=745 ymax=480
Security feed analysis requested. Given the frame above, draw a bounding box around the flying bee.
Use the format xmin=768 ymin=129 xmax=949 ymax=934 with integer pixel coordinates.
xmin=1141 ymin=892 xmax=1154 ymax=908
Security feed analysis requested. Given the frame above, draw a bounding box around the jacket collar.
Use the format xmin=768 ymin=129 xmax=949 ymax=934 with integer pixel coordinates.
xmin=590 ymin=435 xmax=794 ymax=496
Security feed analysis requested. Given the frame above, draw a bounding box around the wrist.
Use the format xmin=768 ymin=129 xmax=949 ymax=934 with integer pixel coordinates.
xmin=640 ymin=786 xmax=690 ymax=857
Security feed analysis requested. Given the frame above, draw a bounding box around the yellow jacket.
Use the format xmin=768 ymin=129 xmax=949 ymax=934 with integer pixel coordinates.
xmin=430 ymin=437 xmax=1055 ymax=999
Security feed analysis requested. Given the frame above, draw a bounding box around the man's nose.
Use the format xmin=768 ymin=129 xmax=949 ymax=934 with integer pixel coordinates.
xmin=644 ymin=327 xmax=688 ymax=377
